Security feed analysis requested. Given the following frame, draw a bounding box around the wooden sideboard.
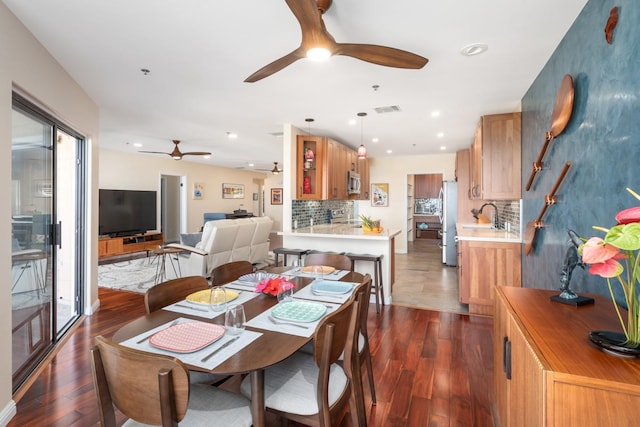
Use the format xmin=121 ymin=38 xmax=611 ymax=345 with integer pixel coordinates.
xmin=494 ymin=286 xmax=640 ymax=426
xmin=98 ymin=231 xmax=163 ymax=259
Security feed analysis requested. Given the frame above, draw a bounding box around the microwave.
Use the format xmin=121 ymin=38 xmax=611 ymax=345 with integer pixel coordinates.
xmin=347 ymin=170 xmax=361 ymax=195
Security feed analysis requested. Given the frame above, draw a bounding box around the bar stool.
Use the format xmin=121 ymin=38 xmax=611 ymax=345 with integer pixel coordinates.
xmin=345 ymin=252 xmax=384 ymax=313
xmin=273 ymin=248 xmax=309 ymax=267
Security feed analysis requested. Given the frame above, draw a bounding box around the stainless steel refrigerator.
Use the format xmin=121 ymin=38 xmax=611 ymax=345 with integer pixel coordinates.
xmin=439 ymin=181 xmax=458 ymax=266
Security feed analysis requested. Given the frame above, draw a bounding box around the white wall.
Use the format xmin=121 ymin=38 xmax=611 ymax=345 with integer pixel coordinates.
xmin=1 ymin=3 xmax=100 ymax=420
xmin=99 ymin=148 xmax=272 ymax=233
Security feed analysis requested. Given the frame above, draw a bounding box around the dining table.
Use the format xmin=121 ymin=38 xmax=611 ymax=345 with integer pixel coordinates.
xmin=111 ymin=266 xmax=364 ymax=427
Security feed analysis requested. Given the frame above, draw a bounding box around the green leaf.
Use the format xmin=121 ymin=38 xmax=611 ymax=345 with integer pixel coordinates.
xmin=605 ymin=223 xmax=640 ymax=251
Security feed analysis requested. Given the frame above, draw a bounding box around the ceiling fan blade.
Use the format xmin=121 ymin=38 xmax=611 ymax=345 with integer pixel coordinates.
xmin=139 ymin=150 xmax=172 ymax=156
xmin=334 ymin=43 xmax=428 ymax=69
xmin=181 ymin=151 xmax=212 ymax=156
xmin=245 ymin=49 xmax=305 ymax=83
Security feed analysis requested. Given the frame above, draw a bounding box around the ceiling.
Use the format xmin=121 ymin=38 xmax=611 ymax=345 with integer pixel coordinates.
xmin=4 ymin=0 xmax=588 ymax=172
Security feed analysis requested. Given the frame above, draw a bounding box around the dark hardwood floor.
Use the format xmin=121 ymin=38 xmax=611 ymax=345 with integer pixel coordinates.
xmin=9 ymin=288 xmax=495 ymax=427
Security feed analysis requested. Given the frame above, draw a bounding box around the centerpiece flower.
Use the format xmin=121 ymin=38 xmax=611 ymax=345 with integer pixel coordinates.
xmin=581 ymin=187 xmax=640 ymax=348
xmin=255 ymin=276 xmax=296 ymax=297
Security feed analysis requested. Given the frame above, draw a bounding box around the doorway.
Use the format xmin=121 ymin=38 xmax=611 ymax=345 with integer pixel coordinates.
xmin=11 ymin=93 xmax=86 ymax=392
xmin=161 ymin=174 xmax=184 ymax=243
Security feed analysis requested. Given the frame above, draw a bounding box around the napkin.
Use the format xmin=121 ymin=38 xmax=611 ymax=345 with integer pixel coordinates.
xmin=121 ymin=317 xmax=262 ymax=370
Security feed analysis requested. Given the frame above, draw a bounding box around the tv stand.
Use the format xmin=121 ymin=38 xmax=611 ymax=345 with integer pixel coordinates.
xmin=98 ymin=231 xmax=163 ymax=259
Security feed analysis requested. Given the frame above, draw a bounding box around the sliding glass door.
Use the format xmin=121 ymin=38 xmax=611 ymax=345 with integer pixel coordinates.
xmin=11 ymin=93 xmax=86 ymax=392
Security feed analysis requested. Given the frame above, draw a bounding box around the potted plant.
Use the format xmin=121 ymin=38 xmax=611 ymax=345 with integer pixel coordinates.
xmin=581 ymin=187 xmax=640 ymax=354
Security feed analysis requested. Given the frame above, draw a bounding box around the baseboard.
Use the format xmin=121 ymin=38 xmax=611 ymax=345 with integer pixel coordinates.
xmin=0 ymin=400 xmax=17 ymax=427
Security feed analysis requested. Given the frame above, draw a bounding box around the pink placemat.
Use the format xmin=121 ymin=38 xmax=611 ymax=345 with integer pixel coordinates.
xmin=149 ymin=322 xmax=225 ymax=353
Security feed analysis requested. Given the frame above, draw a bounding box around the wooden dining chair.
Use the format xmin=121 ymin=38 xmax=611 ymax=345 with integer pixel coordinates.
xmin=144 ymin=276 xmax=209 ymax=314
xmin=209 ymin=260 xmax=254 ymax=287
xmin=304 ymin=252 xmax=352 ymax=271
xmin=239 ymin=300 xmax=364 ymax=427
xmin=349 ymin=274 xmax=376 ymax=421
xmin=144 ymin=276 xmax=227 ymax=385
xmin=90 ymin=335 xmax=252 ymax=427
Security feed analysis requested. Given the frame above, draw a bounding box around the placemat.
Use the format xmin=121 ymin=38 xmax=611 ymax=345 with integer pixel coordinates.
xmin=163 ymin=289 xmax=259 ymax=318
xmin=245 ymin=303 xmax=336 ymax=338
xmin=282 ymin=268 xmax=350 ymax=281
xmin=122 ymin=318 xmax=262 ymax=370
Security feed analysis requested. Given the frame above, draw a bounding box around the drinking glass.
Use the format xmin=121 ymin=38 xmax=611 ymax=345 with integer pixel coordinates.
xmin=255 ymin=270 xmax=267 ymax=283
xmin=277 ymin=281 xmax=294 ymax=304
xmin=313 ymin=265 xmax=325 ymax=279
xmin=210 ymin=287 xmax=227 ymax=312
xmin=225 ymin=304 xmax=246 ymax=335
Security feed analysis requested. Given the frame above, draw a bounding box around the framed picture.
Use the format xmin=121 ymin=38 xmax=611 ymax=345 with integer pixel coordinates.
xmin=371 ymin=183 xmax=389 ymax=207
xmin=253 ymin=192 xmax=259 ymax=201
xmin=222 ymin=183 xmax=244 ymax=199
xmin=193 ymin=182 xmax=204 ymax=200
xmin=271 ymin=188 xmax=283 ymax=205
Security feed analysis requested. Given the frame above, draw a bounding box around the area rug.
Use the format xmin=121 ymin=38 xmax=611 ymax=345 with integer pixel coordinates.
xmin=98 ymin=257 xmax=162 ymax=294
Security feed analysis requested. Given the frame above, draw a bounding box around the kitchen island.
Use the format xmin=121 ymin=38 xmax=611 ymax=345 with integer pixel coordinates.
xmin=280 ymin=224 xmax=402 ymax=305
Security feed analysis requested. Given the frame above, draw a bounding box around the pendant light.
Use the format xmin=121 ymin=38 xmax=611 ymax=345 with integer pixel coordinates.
xmin=357 ymin=112 xmax=367 ymax=159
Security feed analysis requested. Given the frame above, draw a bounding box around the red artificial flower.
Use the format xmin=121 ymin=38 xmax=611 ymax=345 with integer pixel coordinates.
xmin=615 ymin=206 xmax=640 ymax=225
xmin=255 ymin=277 xmax=296 ymax=296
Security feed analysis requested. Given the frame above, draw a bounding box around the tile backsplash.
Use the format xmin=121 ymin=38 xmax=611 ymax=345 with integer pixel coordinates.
xmin=292 ymin=200 xmax=355 ymax=228
xmin=492 ymin=199 xmax=521 ymax=233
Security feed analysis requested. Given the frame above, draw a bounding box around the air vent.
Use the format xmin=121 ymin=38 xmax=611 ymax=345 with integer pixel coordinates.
xmin=373 ymin=105 xmax=402 ymax=114
xmin=269 ymin=131 xmax=284 ymax=137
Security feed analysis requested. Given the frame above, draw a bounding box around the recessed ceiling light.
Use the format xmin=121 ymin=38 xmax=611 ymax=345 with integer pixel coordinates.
xmin=437 ymin=132 xmax=445 ymax=138
xmin=460 ymin=43 xmax=488 ymax=56
xmin=133 ymin=142 xmax=142 ymax=148
xmin=440 ymin=146 xmax=446 ymax=151
xmin=431 ymin=111 xmax=441 ymax=118
xmin=248 ymin=163 xmax=255 ymax=167
xmin=386 ymin=149 xmax=393 ymax=154
xmin=348 ymin=119 xmax=357 ymax=125
xmin=226 ymin=132 xmax=238 ymax=139
xmin=372 ymin=137 xmax=379 ymax=143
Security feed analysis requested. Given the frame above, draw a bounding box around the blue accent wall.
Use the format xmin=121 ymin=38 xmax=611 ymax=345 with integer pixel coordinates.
xmin=522 ymin=0 xmax=640 ymax=304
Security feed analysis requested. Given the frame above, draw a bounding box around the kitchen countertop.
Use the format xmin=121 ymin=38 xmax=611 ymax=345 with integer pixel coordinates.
xmin=279 ymin=223 xmax=402 ymax=241
xmin=456 ymin=223 xmax=522 ymax=243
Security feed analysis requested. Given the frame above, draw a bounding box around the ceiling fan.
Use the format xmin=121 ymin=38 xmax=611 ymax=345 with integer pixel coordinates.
xmin=256 ymin=162 xmax=284 ymax=174
xmin=244 ymin=0 xmax=428 ymax=83
xmin=139 ymin=140 xmax=211 ymax=160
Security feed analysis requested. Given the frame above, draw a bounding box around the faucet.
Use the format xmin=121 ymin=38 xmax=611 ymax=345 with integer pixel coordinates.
xmin=479 ymin=203 xmax=499 ymax=229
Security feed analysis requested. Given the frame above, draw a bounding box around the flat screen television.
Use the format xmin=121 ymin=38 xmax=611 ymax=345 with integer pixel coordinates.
xmin=99 ymin=189 xmax=157 ymax=237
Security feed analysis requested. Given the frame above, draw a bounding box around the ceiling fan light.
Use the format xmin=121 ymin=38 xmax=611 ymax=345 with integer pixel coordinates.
xmin=306 ymin=47 xmax=331 ymax=61
xmin=271 ymin=162 xmax=281 ymax=174
xmin=357 ymin=144 xmax=367 ymax=159
xmin=172 ymin=155 xmax=182 ymax=160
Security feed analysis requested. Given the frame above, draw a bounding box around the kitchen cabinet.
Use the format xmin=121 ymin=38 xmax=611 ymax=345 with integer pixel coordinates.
xmin=469 ymin=112 xmax=521 ymax=200
xmin=296 ymin=135 xmax=362 ymax=200
xmin=414 ymin=174 xmax=442 ymax=198
xmin=297 ymin=135 xmax=325 ymax=199
xmin=494 ymin=287 xmax=640 ymax=426
xmin=458 ymin=240 xmax=520 ymax=316
xmin=455 ymin=149 xmax=483 ymax=224
xmin=356 ymin=156 xmax=370 ymax=200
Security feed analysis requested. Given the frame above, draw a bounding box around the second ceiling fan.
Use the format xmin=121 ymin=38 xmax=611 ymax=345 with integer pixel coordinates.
xmin=244 ymin=0 xmax=428 ymax=83
xmin=139 ymin=140 xmax=211 ymax=160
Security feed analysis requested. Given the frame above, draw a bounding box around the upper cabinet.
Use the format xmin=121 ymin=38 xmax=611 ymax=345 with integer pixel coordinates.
xmin=469 ymin=112 xmax=521 ymax=200
xmin=296 ymin=135 xmax=367 ymax=200
xmin=415 ymin=174 xmax=443 ymax=198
